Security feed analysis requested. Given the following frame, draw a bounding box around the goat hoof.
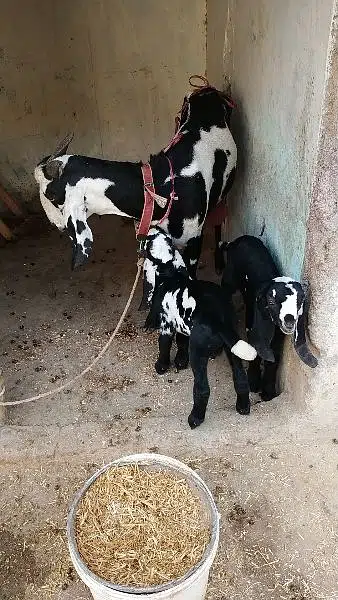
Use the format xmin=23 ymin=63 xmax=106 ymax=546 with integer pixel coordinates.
xmin=260 ymin=389 xmax=278 ymax=402
xmin=248 ymin=367 xmax=261 ymax=393
xmin=249 ymin=381 xmax=261 ymax=393
xmin=209 ymin=347 xmax=223 ymax=359
xmin=236 ymin=403 xmax=251 ymax=415
xmin=188 ymin=412 xmax=204 ymax=429
xmin=174 ymin=354 xmax=189 ymax=371
xmin=155 ymin=360 xmax=170 ymax=375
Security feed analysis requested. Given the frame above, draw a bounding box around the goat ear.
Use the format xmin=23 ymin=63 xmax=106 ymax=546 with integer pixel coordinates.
xmin=44 ymin=159 xmax=63 ymax=181
xmin=138 ymin=274 xmax=153 ymax=311
xmin=293 ymin=303 xmax=318 ymax=368
xmin=143 ymin=305 xmax=160 ymax=332
xmin=63 ymin=192 xmax=93 ymax=269
xmin=248 ymin=295 xmax=275 ymax=362
xmin=138 ymin=259 xmax=155 ymax=311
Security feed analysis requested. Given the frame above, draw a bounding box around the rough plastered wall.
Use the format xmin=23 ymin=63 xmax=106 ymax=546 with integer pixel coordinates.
xmin=207 ymin=0 xmax=337 ymax=411
xmin=0 ymin=0 xmax=206 ymax=210
xmin=286 ymin=3 xmax=338 ymax=414
xmin=207 ymin=0 xmax=333 ymax=279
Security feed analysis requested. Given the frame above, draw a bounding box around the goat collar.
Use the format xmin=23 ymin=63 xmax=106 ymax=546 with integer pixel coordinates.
xmin=136 ymin=163 xmax=156 ymax=239
xmin=136 ymin=158 xmax=177 ymax=240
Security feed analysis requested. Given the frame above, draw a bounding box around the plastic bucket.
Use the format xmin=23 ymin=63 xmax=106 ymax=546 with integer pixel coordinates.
xmin=67 ymin=453 xmax=220 ymax=600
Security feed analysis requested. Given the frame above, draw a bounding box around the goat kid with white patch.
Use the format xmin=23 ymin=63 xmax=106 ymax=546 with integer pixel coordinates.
xmin=219 ymin=235 xmax=318 ymax=402
xmin=34 ymin=86 xmax=237 ymax=272
xmin=141 ymin=228 xmax=257 ymax=429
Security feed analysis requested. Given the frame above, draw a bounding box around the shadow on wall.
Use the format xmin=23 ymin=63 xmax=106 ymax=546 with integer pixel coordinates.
xmin=0 ymin=1 xmax=101 ymax=210
xmin=226 ymin=93 xmax=308 ymax=281
xmin=0 ymin=0 xmax=207 ymax=208
xmin=225 ymin=99 xmax=281 ymax=264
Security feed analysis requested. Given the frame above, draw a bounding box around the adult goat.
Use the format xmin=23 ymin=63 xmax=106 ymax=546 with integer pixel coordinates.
xmin=34 ymin=84 xmax=237 ymax=273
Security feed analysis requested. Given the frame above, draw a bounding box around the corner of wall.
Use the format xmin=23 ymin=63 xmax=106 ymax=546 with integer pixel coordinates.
xmin=285 ymin=1 xmax=338 ymax=414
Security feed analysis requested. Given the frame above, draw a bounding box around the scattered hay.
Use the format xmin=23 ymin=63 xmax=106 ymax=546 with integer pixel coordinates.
xmin=75 ymin=464 xmax=210 ymax=587
xmin=85 ymin=371 xmax=135 ymax=392
xmin=116 ymin=322 xmax=139 ymax=340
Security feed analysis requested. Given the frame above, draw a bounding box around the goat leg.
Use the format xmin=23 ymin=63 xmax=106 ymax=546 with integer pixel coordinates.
xmin=260 ymin=362 xmax=280 ymax=401
xmin=225 ymin=349 xmax=251 ymax=415
xmin=155 ymin=333 xmax=174 ymax=374
xmin=174 ymin=333 xmax=190 ymax=371
xmin=188 ymin=346 xmax=210 ymax=429
xmin=248 ymin=356 xmax=262 ymax=393
xmin=214 ymin=224 xmax=225 ymax=275
xmin=182 ymin=232 xmax=203 ymax=277
xmin=260 ymin=330 xmax=283 ymax=401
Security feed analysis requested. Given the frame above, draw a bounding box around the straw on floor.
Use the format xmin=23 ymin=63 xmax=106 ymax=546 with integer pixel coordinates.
xmin=75 ymin=464 xmax=210 ymax=587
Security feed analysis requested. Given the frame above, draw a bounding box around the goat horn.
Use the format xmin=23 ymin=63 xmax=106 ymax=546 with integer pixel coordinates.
xmin=47 ymin=132 xmax=74 ymax=163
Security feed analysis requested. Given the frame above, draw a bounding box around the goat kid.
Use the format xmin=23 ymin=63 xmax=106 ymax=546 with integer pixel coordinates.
xmin=142 ymin=228 xmax=257 ymax=428
xmin=34 ymin=86 xmax=236 ymax=274
xmin=219 ymin=235 xmax=318 ymax=402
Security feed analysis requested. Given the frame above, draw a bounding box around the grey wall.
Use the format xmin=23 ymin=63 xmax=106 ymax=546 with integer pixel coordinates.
xmin=0 ymin=0 xmax=206 ymax=210
xmin=207 ymin=0 xmax=337 ymax=412
xmin=208 ymin=0 xmax=333 ymax=279
xmin=287 ymin=4 xmax=338 ymax=414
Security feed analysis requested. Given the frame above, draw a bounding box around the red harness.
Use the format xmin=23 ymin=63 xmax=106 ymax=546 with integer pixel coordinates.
xmin=136 ymin=157 xmax=177 ymax=240
xmin=136 ymin=163 xmax=156 ymax=239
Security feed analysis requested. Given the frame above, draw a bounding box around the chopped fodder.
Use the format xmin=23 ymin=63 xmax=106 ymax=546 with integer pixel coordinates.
xmin=76 ymin=464 xmax=210 ymax=587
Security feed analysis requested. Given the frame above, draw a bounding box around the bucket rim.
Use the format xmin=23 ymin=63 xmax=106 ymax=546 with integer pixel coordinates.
xmin=67 ymin=452 xmax=220 ymax=596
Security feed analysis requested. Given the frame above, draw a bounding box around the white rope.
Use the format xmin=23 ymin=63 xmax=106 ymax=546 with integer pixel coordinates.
xmin=0 ymin=259 xmax=144 ymax=407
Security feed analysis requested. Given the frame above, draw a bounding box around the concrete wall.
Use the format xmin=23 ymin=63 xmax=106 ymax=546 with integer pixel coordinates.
xmin=207 ymin=0 xmax=337 ymax=411
xmin=207 ymin=0 xmax=333 ymax=279
xmin=287 ymin=3 xmax=338 ymax=415
xmin=0 ymin=0 xmax=206 ymax=210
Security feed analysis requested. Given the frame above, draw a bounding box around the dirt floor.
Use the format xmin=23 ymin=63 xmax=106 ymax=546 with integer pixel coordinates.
xmin=0 ymin=216 xmax=337 ymax=600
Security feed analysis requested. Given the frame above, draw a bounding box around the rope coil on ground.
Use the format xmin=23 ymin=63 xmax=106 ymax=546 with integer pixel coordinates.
xmin=0 ymin=259 xmax=144 ymax=407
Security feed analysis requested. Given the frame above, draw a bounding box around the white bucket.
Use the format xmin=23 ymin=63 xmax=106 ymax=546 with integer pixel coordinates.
xmin=67 ymin=453 xmax=220 ymax=600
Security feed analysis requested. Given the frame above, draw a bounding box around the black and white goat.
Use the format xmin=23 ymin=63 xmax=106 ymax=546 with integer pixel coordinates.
xmin=219 ymin=235 xmax=318 ymax=402
xmin=34 ymin=86 xmax=236 ymax=273
xmin=142 ymin=228 xmax=257 ymax=429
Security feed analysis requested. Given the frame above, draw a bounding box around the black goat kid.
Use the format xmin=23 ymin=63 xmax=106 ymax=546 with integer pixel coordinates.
xmin=219 ymin=235 xmax=318 ymax=402
xmin=142 ymin=228 xmax=257 ymax=428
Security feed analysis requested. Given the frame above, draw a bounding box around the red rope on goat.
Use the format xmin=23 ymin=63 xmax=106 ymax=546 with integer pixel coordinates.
xmin=189 ymin=74 xmax=210 ymax=88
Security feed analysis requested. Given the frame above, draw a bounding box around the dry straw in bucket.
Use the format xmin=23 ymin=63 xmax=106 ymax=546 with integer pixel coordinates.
xmin=67 ymin=453 xmax=220 ymax=600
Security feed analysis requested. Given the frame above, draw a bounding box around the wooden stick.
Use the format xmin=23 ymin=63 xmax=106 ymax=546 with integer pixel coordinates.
xmin=0 ymin=183 xmax=23 ymax=217
xmin=0 ymin=218 xmax=13 ymax=241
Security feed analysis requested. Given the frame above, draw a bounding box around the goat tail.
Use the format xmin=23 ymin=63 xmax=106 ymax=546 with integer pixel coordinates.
xmin=219 ymin=329 xmax=257 ymax=361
